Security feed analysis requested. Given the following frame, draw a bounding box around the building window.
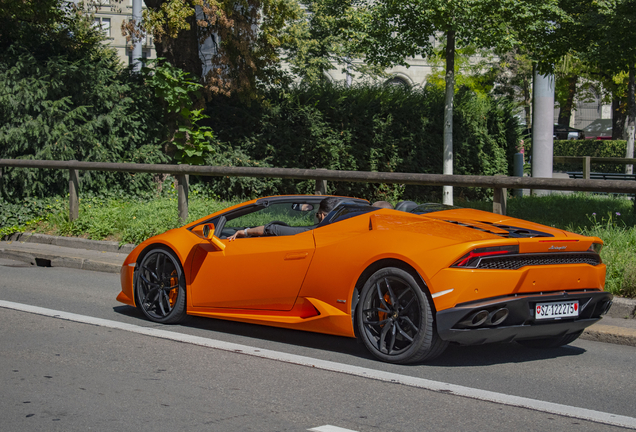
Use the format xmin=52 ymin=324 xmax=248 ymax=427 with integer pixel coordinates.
xmin=385 ymin=77 xmax=410 ymax=89
xmin=93 ymin=17 xmax=111 ymax=37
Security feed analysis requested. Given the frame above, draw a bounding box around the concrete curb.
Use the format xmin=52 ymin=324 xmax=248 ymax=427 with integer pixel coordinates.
xmin=607 ymin=297 xmax=636 ymax=319
xmin=0 ymin=232 xmax=130 ymax=273
xmin=0 ymin=247 xmax=122 ymax=274
xmin=6 ymin=232 xmax=136 ymax=255
xmin=581 ymin=324 xmax=636 ymax=347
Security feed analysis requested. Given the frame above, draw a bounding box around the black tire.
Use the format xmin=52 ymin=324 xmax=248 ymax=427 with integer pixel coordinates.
xmin=135 ymin=247 xmax=187 ymax=324
xmin=517 ymin=330 xmax=583 ymax=349
xmin=356 ymin=267 xmax=448 ymax=364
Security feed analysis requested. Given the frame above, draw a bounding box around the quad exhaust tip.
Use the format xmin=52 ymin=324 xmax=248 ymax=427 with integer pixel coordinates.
xmin=460 ymin=307 xmax=510 ymax=329
xmin=488 ymin=308 xmax=509 ymax=326
xmin=470 ymin=310 xmax=489 ymax=327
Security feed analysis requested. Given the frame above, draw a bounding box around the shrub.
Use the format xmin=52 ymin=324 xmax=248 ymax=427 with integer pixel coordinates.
xmin=552 ymin=140 xmax=627 ymax=173
xmin=0 ymin=31 xmax=167 ymax=201
xmin=204 ymin=82 xmax=521 ymax=201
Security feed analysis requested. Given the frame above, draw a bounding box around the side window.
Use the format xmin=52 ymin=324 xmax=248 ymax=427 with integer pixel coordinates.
xmin=225 ymin=202 xmax=317 ymax=228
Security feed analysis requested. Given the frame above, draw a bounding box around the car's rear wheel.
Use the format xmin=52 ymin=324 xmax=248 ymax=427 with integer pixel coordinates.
xmin=356 ymin=267 xmax=447 ymax=364
xmin=517 ymin=330 xmax=583 ymax=349
xmin=135 ymin=247 xmax=187 ymax=324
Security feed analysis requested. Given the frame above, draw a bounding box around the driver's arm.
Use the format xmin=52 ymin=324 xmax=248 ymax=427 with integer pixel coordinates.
xmin=228 ymin=225 xmax=265 ymax=241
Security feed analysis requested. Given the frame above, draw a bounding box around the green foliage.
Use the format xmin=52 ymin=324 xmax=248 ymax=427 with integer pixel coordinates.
xmin=0 ymin=196 xmax=66 ymax=238
xmin=506 ymin=193 xmax=635 ymax=231
xmin=140 ymin=0 xmax=304 ymax=100
xmin=175 ymin=109 xmax=216 ymax=164
xmin=142 ymin=59 xmax=217 ymax=165
xmin=203 ymin=143 xmax=283 ymax=199
xmin=282 ymin=0 xmax=385 ymax=84
xmin=620 ymin=261 xmax=636 ymax=298
xmin=205 ymin=82 xmax=520 ymax=201
xmin=41 ymin=184 xmax=235 ymax=245
xmin=577 ymin=210 xmax=636 ymax=297
xmin=0 ymin=0 xmax=103 ymax=61
xmin=552 ymin=140 xmax=627 ymax=173
xmin=0 ymin=37 xmax=167 ymax=201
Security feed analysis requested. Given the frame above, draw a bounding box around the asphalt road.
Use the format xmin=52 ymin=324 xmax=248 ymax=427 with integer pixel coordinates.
xmin=1 ymin=257 xmax=635 ymax=431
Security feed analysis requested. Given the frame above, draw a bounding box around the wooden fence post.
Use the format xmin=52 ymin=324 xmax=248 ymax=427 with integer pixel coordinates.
xmin=69 ymin=167 xmax=79 ymax=221
xmin=583 ymin=156 xmax=591 ymax=180
xmin=176 ymin=174 xmax=189 ymax=223
xmin=493 ymin=187 xmax=507 ymax=215
xmin=315 ymin=168 xmax=327 ymax=195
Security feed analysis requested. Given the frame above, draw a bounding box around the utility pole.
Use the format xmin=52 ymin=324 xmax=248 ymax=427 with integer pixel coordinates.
xmin=132 ymin=0 xmax=143 ymax=72
xmin=442 ymin=30 xmax=455 ymax=206
xmin=531 ymin=68 xmax=555 ymax=196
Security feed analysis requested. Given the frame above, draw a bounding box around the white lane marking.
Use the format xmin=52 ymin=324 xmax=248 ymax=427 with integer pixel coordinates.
xmin=2 ymin=300 xmax=635 ymax=430
xmin=308 ymin=426 xmax=359 ymax=432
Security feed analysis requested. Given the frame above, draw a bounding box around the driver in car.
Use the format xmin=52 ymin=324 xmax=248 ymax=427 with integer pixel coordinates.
xmin=228 ymin=197 xmax=342 ymax=241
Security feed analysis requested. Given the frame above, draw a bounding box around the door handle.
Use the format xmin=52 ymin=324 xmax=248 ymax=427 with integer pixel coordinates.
xmin=284 ymin=252 xmax=308 ymax=260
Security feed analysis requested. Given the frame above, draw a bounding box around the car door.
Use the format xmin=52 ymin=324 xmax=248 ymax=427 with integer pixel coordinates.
xmin=189 ymin=230 xmax=315 ymax=311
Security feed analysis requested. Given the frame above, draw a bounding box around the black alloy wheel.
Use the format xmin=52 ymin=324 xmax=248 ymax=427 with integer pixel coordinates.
xmin=135 ymin=247 xmax=187 ymax=324
xmin=356 ymin=267 xmax=447 ymax=364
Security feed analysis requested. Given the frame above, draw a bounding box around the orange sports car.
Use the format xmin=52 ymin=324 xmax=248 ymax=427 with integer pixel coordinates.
xmin=117 ymin=195 xmax=612 ymax=364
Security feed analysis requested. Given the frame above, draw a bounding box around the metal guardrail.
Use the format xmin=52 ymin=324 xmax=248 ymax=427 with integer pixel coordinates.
xmin=2 ymin=158 xmax=636 ymax=222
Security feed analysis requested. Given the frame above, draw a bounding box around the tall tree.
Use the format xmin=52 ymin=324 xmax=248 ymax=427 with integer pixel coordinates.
xmin=131 ymin=0 xmax=303 ymax=100
xmin=320 ymin=0 xmax=562 ymax=204
xmin=488 ymin=49 xmax=534 ymax=128
xmin=558 ymin=0 xmax=636 ymax=170
xmin=282 ymin=0 xmax=383 ymax=84
xmin=0 ymin=0 xmax=102 ymax=59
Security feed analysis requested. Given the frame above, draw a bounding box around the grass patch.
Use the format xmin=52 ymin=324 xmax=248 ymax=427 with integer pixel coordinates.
xmin=458 ymin=193 xmax=636 ymax=230
xmin=36 ymin=194 xmax=238 ymax=245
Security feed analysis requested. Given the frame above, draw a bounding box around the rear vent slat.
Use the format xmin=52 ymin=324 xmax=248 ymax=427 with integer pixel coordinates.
xmin=443 ymin=220 xmax=554 ymax=238
xmin=477 ymin=253 xmax=601 ymax=270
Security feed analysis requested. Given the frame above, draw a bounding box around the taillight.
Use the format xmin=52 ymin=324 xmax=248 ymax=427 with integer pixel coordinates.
xmin=452 ymin=245 xmax=519 ymax=268
xmin=588 ymin=242 xmax=603 ymax=254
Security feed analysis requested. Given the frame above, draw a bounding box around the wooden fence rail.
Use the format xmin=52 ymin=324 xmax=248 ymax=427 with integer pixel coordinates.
xmin=2 ymin=158 xmax=636 ymax=222
xmin=553 ymin=156 xmax=636 ymax=179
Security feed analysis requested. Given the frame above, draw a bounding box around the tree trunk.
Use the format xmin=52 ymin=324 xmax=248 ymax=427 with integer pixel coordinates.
xmin=443 ymin=29 xmax=455 ymax=206
xmin=557 ymin=75 xmax=578 ymax=133
xmin=143 ymin=0 xmax=202 ymax=81
xmin=523 ymin=74 xmax=531 ymax=128
xmin=612 ymin=95 xmax=626 ymax=140
xmin=626 ymin=63 xmax=635 ymax=174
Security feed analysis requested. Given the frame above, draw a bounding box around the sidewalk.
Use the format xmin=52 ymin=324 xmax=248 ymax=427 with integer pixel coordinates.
xmin=0 ymin=232 xmax=131 ymax=273
xmin=1 ymin=232 xmax=635 ymax=348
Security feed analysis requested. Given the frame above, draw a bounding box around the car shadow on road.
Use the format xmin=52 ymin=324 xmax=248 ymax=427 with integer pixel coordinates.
xmin=426 ymin=341 xmax=586 ymax=367
xmin=113 ymin=305 xmax=587 ymax=366
xmin=113 ymin=305 xmax=374 ymax=360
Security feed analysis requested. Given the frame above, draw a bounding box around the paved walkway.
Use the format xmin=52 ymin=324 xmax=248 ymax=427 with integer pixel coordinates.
xmin=1 ymin=232 xmax=635 ymax=347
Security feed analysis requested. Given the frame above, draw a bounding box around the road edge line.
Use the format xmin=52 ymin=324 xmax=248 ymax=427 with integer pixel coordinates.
xmin=1 ymin=299 xmax=634 ymax=430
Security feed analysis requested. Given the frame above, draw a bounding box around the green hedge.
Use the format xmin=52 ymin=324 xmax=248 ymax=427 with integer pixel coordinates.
xmin=553 ymin=140 xmax=627 ymax=173
xmin=203 ymin=83 xmax=522 ymax=202
xmin=0 ymin=44 xmax=167 ymax=202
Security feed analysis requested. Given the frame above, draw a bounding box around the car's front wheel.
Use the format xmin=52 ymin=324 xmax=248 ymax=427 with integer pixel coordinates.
xmin=356 ymin=267 xmax=447 ymax=364
xmin=135 ymin=247 xmax=187 ymax=324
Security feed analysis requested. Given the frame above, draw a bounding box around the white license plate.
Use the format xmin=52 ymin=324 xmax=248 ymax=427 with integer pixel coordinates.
xmin=535 ymin=301 xmax=579 ymax=319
